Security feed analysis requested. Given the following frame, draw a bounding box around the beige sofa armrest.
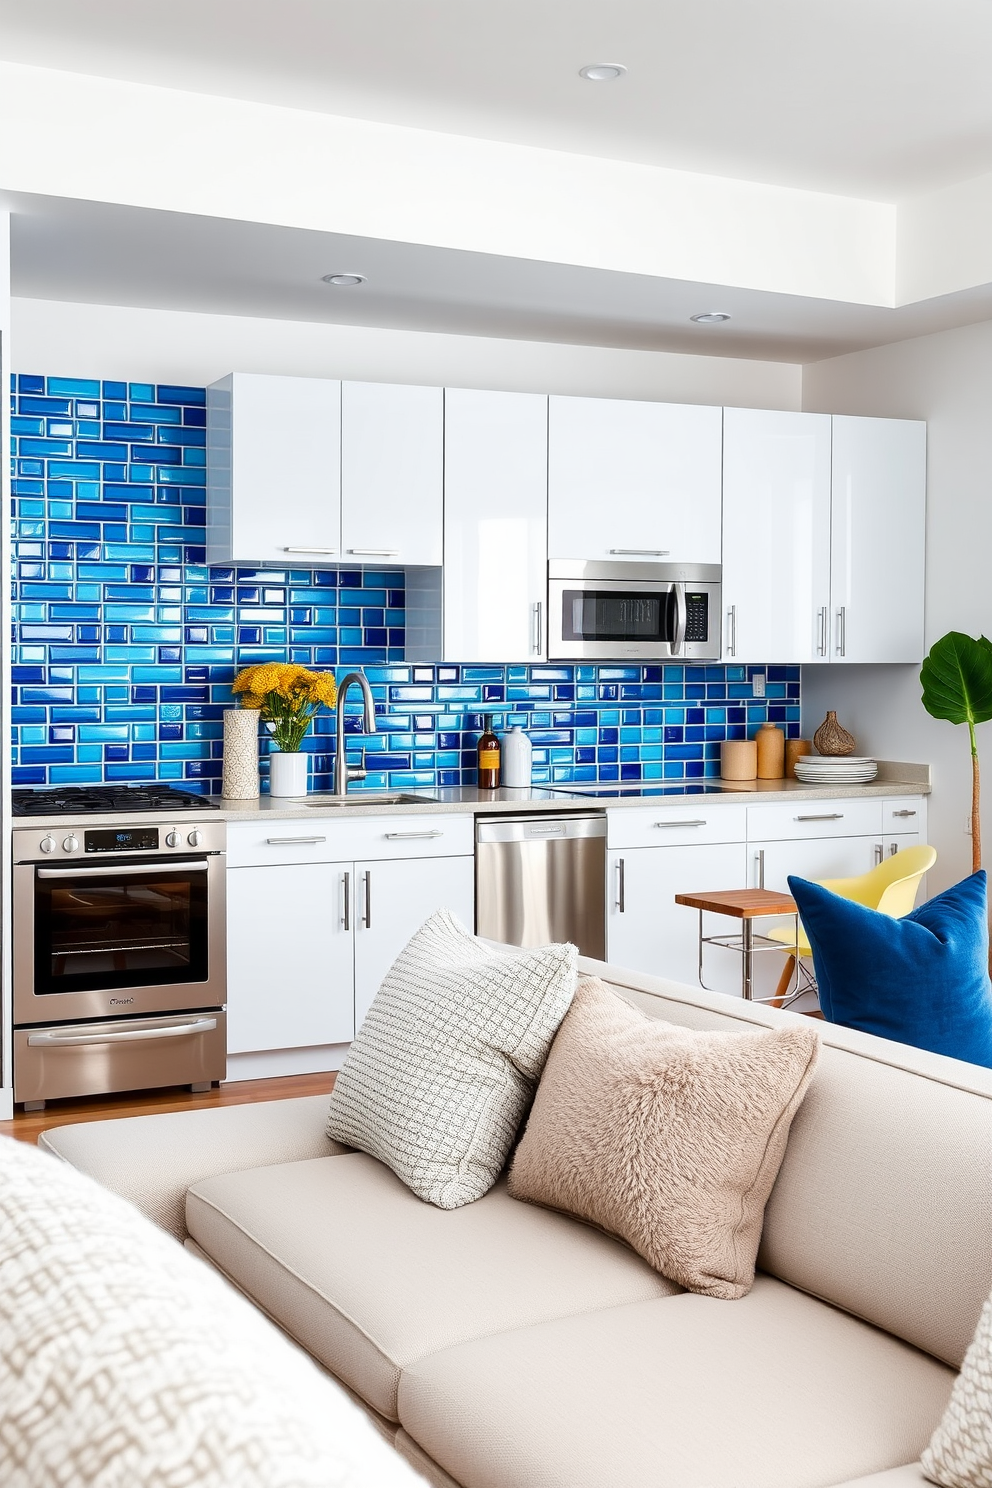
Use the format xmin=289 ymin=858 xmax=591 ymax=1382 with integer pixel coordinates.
xmin=39 ymin=1094 xmax=347 ymax=1242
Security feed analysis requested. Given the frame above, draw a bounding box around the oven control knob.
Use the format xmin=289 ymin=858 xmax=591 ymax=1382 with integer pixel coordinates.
xmin=39 ymin=834 xmax=56 ymax=854
xmin=187 ymin=828 xmax=203 ymax=848
xmin=165 ymin=829 xmax=181 ymax=848
xmin=63 ymin=836 xmax=79 ymax=853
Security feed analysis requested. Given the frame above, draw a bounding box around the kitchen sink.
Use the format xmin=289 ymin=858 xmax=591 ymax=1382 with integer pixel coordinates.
xmin=305 ymin=792 xmax=437 ymax=808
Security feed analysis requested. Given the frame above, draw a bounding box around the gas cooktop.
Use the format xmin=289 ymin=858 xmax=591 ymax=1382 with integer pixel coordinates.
xmin=548 ymin=783 xmax=727 ymax=799
xmin=11 ymin=785 xmax=220 ymax=817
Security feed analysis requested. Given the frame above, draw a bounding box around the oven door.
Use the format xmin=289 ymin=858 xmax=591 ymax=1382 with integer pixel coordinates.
xmin=13 ymin=854 xmax=226 ymax=1025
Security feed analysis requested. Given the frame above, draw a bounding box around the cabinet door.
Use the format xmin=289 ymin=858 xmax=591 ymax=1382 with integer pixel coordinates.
xmin=607 ymin=842 xmax=748 ymax=993
xmin=548 ymin=397 xmax=722 ymax=564
xmin=830 ymin=415 xmax=927 ymax=663
xmin=207 ymin=373 xmax=341 ymax=566
xmin=442 ymin=388 xmax=549 ymax=661
xmin=722 ymin=408 xmax=831 ymax=663
xmin=341 ymin=382 xmax=443 ymax=566
xmin=226 ymin=863 xmax=354 ymax=1053
xmin=353 ymin=854 xmax=476 ymax=1029
xmin=751 ymin=834 xmax=884 ymax=893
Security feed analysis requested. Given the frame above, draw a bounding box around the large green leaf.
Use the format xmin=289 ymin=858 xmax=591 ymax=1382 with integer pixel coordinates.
xmin=920 ymin=632 xmax=992 ymax=726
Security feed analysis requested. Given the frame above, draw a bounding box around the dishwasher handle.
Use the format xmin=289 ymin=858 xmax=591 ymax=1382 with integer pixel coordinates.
xmin=475 ymin=813 xmax=607 ymax=845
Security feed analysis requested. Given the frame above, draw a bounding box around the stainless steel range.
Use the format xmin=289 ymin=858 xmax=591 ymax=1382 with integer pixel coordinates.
xmin=12 ymin=786 xmax=227 ymax=1109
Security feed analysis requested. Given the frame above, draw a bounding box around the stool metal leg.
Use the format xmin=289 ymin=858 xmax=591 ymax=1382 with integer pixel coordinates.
xmin=742 ymin=917 xmax=753 ymax=1000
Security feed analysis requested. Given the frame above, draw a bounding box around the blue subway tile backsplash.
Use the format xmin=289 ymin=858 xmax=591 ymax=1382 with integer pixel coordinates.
xmin=10 ymin=374 xmax=802 ymax=794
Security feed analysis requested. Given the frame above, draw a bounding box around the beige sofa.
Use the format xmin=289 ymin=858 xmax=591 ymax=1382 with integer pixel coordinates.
xmin=41 ymin=958 xmax=992 ymax=1488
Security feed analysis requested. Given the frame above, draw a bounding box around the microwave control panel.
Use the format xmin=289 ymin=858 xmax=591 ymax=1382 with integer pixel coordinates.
xmin=684 ymin=592 xmax=709 ymax=642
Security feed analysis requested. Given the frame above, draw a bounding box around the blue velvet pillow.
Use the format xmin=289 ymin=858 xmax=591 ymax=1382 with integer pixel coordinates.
xmin=787 ymin=869 xmax=992 ymax=1068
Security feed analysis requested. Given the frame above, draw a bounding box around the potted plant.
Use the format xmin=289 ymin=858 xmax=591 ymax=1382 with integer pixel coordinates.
xmin=920 ymin=631 xmax=992 ymax=871
xmin=232 ymin=663 xmax=338 ymax=797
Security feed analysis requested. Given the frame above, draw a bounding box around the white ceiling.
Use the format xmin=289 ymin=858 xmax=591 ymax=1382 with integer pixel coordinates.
xmin=1 ymin=0 xmax=990 ymax=200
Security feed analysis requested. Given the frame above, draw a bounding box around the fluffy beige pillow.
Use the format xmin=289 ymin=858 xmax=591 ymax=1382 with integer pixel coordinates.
xmin=326 ymin=909 xmax=577 ymax=1209
xmin=507 ymin=977 xmax=820 ymax=1299
xmin=922 ymin=1287 xmax=992 ymax=1487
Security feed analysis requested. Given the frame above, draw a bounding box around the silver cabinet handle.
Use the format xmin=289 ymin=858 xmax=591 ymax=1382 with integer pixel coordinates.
xmin=28 ymin=1017 xmax=217 ymax=1048
xmin=836 ymin=605 xmax=847 ymax=657
xmin=653 ymin=819 xmax=707 ymax=828
xmin=532 ymin=601 xmax=543 ymax=656
xmin=347 ymin=548 xmax=399 ymax=556
xmin=384 ymin=830 xmax=442 ymax=840
xmin=795 ymin=814 xmax=844 ymax=822
xmin=265 ymin=836 xmax=327 ymax=845
xmin=754 ymin=849 xmax=765 ymax=888
xmin=892 ymin=809 xmax=917 ymax=818
xmin=616 ymin=857 xmax=625 ymax=912
xmin=281 ymin=546 xmax=338 ymax=554
xmin=37 ymin=861 xmax=208 ymax=879
xmin=726 ymin=604 xmax=737 ymax=657
xmin=817 ymin=605 xmax=828 ymax=657
xmin=889 ymin=842 xmax=899 ymax=856
xmin=874 ymin=842 xmax=884 ymax=865
xmin=608 ymin=548 xmax=670 ymax=556
xmin=363 ymin=869 xmax=372 ymax=929
xmin=342 ymin=870 xmax=350 ymax=931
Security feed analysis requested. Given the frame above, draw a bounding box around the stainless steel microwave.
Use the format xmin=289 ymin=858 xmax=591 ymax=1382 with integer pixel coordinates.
xmin=548 ymin=560 xmax=722 ymax=661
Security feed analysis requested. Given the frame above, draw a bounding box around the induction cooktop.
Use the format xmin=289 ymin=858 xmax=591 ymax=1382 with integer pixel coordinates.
xmin=547 ymin=783 xmax=727 ymax=798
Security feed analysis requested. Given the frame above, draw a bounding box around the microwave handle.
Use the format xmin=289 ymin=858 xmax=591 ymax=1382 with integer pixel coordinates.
xmin=670 ymin=582 xmax=687 ymax=655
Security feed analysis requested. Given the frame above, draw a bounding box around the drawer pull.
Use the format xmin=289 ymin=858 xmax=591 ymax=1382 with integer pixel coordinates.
xmin=794 ymin=814 xmax=844 ymax=822
xmin=654 ymin=819 xmax=707 ymax=829
xmin=281 ymin=546 xmax=338 ymax=555
xmin=609 ymin=548 xmax=670 ymax=557
xmin=892 ymin=809 xmax=917 ymax=818
xmin=347 ymin=547 xmax=400 ymax=557
xmin=265 ymin=836 xmax=328 ymax=845
xmin=384 ymin=830 xmax=442 ymax=840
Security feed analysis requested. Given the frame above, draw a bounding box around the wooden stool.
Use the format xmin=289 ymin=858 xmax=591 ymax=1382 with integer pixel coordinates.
xmin=674 ymin=888 xmax=799 ymax=1002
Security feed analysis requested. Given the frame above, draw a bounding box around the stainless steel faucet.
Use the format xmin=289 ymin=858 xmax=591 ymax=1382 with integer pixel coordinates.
xmin=332 ymin=671 xmax=378 ymax=797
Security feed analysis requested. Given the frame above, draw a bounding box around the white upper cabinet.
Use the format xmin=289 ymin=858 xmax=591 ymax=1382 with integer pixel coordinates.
xmin=829 ymin=415 xmax=927 ymax=663
xmin=340 ymin=382 xmax=443 ymax=567
xmin=423 ymin=387 xmax=548 ymax=662
xmin=547 ymin=396 xmax=722 ymax=564
xmin=722 ymin=408 xmax=832 ymax=664
xmin=207 ymin=373 xmax=341 ymax=566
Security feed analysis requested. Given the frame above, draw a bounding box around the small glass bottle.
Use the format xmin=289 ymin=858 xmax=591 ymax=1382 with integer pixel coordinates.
xmin=477 ymin=714 xmax=501 ymax=789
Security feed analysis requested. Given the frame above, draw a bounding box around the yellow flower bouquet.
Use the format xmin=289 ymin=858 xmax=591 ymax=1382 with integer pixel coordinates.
xmin=232 ymin=663 xmax=338 ymax=753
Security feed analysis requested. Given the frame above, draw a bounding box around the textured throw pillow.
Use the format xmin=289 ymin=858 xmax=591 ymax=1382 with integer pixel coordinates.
xmin=507 ymin=977 xmax=820 ymax=1299
xmin=788 ymin=870 xmax=992 ymax=1068
xmin=922 ymin=1286 xmax=992 ymax=1487
xmin=326 ymin=908 xmax=577 ymax=1208
xmin=0 ymin=1136 xmax=425 ymax=1488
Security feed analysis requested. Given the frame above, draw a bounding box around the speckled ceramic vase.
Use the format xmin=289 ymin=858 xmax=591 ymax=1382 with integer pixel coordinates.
xmin=221 ymin=708 xmax=260 ymax=799
xmin=813 ymin=710 xmax=856 ymax=757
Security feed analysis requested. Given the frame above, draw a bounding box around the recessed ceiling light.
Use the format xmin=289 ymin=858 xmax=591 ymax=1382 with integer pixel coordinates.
xmin=579 ymin=63 xmax=627 ymax=82
xmin=321 ymin=273 xmax=367 ymax=287
xmin=690 ymin=311 xmax=732 ymax=324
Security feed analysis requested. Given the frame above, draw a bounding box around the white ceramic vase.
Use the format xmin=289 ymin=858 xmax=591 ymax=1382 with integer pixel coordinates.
xmin=221 ymin=708 xmax=261 ymax=799
xmin=269 ymin=749 xmax=309 ymax=798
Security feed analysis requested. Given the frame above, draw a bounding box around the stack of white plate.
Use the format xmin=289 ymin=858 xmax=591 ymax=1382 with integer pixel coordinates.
xmin=793 ymin=756 xmax=878 ymax=783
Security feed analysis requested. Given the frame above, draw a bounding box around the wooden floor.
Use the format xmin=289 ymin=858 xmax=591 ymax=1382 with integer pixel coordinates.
xmin=0 ymin=1071 xmax=337 ymax=1145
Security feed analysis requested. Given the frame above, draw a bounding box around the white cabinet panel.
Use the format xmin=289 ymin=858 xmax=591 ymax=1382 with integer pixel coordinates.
xmin=341 ymin=382 xmax=443 ymax=567
xmin=830 ymin=416 xmax=927 ymax=663
xmin=608 ymin=804 xmax=748 ymax=850
xmin=226 ymin=862 xmax=354 ymax=1054
xmin=548 ymin=397 xmax=722 ymax=564
xmin=722 ymin=408 xmax=831 ymax=663
xmin=607 ymin=841 xmax=748 ymax=993
xmin=751 ymin=834 xmax=884 ymax=893
xmin=207 ymin=373 xmax=341 ymax=565
xmin=353 ymin=854 xmax=475 ymax=1030
xmin=439 ymin=388 xmax=548 ymax=662
xmin=746 ymin=799 xmax=882 ymax=842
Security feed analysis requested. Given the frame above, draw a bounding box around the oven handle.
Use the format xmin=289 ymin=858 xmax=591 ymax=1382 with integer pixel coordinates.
xmin=27 ymin=1016 xmax=218 ymax=1047
xmin=36 ymin=861 xmax=210 ymax=879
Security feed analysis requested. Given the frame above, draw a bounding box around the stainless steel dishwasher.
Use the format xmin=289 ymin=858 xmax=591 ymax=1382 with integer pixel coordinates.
xmin=475 ymin=813 xmax=607 ymax=959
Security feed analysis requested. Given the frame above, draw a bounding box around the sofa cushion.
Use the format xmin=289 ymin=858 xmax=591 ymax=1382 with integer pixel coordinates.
xmin=788 ymin=871 xmax=992 ymax=1067
xmin=326 ymin=909 xmax=577 ymax=1208
xmin=397 ymin=1277 xmax=955 ymax=1488
xmin=508 ymin=977 xmax=819 ymax=1299
xmin=921 ymin=1285 xmax=992 ymax=1487
xmin=186 ymin=1150 xmax=677 ymax=1422
xmin=0 ymin=1136 xmax=424 ymax=1488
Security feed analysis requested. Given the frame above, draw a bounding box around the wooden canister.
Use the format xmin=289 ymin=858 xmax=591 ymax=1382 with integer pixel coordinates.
xmin=720 ymin=739 xmax=757 ymax=780
xmin=756 ymin=721 xmax=786 ymax=779
xmin=785 ymin=738 xmax=812 ymax=779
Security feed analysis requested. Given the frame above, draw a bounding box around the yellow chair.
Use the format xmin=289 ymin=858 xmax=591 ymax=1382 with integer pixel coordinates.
xmin=769 ymin=844 xmax=938 ymax=1008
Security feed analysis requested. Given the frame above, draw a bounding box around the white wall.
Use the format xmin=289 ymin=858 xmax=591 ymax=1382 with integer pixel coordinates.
xmin=11 ymin=297 xmax=802 ymax=408
xmin=802 ymin=318 xmax=992 ymax=891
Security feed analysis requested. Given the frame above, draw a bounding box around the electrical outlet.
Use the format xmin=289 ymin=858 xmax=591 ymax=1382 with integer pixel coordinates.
xmin=965 ymin=816 xmax=973 ymax=836
xmin=752 ymin=673 xmax=766 ymax=697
